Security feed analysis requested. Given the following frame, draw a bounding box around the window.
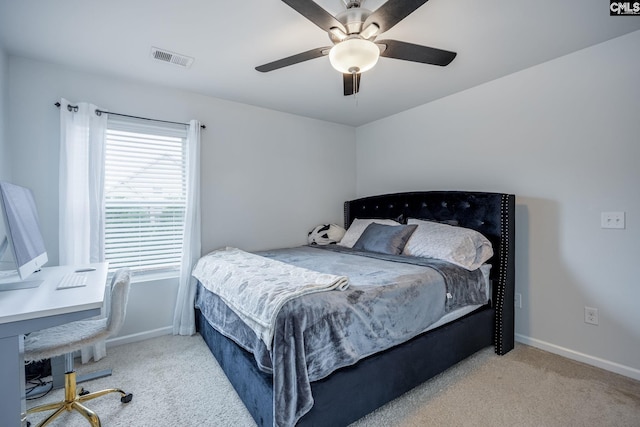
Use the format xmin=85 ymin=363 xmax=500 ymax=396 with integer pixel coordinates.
xmin=104 ymin=117 xmax=188 ymax=276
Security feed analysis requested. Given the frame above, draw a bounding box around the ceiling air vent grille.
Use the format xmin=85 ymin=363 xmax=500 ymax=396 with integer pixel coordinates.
xmin=150 ymin=47 xmax=194 ymax=68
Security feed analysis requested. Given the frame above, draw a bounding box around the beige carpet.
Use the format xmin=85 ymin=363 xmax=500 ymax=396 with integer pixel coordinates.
xmin=26 ymin=334 xmax=640 ymax=427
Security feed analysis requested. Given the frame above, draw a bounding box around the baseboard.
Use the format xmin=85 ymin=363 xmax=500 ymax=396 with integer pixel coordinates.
xmin=106 ymin=326 xmax=173 ymax=348
xmin=515 ymin=333 xmax=640 ymax=381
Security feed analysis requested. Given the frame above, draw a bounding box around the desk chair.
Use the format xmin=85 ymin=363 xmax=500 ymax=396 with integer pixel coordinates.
xmin=24 ymin=268 xmax=133 ymax=427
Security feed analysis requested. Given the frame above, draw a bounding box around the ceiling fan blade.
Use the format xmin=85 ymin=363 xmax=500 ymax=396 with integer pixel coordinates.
xmin=364 ymin=0 xmax=430 ymax=34
xmin=282 ymin=0 xmax=347 ymax=33
xmin=343 ymin=73 xmax=361 ymax=96
xmin=377 ymin=39 xmax=456 ymax=66
xmin=256 ymin=47 xmax=330 ymax=72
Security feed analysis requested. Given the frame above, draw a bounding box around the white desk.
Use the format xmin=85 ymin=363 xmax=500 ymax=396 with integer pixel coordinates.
xmin=0 ymin=262 xmax=108 ymax=427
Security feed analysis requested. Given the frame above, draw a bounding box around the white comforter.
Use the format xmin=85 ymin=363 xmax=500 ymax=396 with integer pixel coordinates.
xmin=192 ymin=247 xmax=349 ymax=349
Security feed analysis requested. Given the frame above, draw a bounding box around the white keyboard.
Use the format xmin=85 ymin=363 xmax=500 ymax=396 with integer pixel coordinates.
xmin=56 ymin=272 xmax=88 ymax=290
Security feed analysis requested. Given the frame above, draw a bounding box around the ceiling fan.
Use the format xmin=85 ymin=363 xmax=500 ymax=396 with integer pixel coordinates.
xmin=255 ymin=0 xmax=457 ymax=96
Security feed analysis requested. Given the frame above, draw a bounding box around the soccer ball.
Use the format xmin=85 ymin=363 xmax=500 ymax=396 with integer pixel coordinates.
xmin=307 ymin=224 xmax=346 ymax=245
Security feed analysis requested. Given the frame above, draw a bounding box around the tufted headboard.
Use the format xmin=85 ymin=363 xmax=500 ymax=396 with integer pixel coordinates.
xmin=344 ymin=191 xmax=515 ymax=355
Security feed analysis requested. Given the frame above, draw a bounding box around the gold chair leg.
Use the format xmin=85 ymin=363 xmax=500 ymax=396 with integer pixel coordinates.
xmin=34 ymin=405 xmax=68 ymax=427
xmin=71 ymin=401 xmax=101 ymax=427
xmin=26 ymin=401 xmax=65 ymax=414
xmin=27 ymin=369 xmax=131 ymax=427
xmin=77 ymin=388 xmax=127 ymax=403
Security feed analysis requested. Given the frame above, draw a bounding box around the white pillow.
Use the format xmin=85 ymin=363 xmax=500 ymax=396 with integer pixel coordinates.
xmin=402 ymin=218 xmax=493 ymax=271
xmin=338 ymin=218 xmax=401 ymax=248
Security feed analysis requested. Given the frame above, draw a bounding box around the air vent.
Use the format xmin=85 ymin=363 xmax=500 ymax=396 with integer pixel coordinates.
xmin=150 ymin=47 xmax=194 ymax=68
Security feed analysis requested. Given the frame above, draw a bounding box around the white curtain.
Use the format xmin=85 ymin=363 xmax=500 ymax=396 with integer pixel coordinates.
xmin=59 ymin=98 xmax=108 ymax=362
xmin=173 ymin=120 xmax=201 ymax=335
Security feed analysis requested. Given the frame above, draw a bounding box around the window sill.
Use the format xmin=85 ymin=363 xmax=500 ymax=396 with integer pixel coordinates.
xmin=130 ymin=270 xmax=180 ymax=284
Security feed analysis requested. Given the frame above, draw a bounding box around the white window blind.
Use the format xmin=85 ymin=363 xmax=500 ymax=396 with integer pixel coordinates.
xmin=104 ymin=117 xmax=188 ymax=276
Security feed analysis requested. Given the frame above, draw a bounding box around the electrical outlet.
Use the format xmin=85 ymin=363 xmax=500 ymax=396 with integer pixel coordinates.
xmin=584 ymin=306 xmax=599 ymax=325
xmin=514 ymin=293 xmax=522 ymax=309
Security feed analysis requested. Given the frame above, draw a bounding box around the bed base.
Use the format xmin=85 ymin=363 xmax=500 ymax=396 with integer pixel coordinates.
xmin=197 ymin=306 xmax=493 ymax=426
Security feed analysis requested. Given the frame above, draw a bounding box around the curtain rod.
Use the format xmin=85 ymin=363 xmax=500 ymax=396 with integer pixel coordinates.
xmin=54 ymin=102 xmax=206 ymax=129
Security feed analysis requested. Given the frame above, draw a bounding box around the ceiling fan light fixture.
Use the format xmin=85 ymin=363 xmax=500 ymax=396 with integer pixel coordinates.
xmin=329 ymin=38 xmax=379 ymax=74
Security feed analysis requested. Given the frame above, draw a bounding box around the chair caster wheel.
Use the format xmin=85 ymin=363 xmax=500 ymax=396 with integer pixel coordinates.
xmin=121 ymin=393 xmax=133 ymax=403
xmin=79 ymin=388 xmax=90 ymax=396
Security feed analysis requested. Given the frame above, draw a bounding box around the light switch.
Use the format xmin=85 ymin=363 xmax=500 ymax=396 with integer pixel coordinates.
xmin=601 ymin=212 xmax=625 ymax=229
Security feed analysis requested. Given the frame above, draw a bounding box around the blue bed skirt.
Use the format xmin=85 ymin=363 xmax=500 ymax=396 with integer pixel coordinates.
xmin=196 ymin=305 xmax=493 ymax=426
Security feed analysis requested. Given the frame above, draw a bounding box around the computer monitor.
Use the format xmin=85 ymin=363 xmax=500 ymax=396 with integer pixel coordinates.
xmin=0 ymin=181 xmax=48 ymax=291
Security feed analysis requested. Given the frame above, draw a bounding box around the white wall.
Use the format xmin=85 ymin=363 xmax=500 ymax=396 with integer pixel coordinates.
xmin=0 ymin=45 xmax=9 ymax=181
xmin=7 ymin=56 xmax=356 ymax=339
xmin=0 ymin=45 xmax=10 ymax=251
xmin=356 ymin=31 xmax=640 ymax=379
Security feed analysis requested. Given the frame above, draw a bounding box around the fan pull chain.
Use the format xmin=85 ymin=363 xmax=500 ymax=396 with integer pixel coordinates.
xmin=352 ymin=70 xmax=358 ymax=106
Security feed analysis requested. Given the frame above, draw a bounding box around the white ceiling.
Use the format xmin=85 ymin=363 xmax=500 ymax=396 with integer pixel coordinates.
xmin=1 ymin=0 xmax=639 ymax=126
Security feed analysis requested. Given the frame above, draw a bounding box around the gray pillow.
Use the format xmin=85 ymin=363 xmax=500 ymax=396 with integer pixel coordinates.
xmin=353 ymin=223 xmax=418 ymax=255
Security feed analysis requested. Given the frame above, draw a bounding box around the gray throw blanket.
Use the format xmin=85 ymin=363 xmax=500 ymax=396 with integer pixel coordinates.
xmin=192 ymin=247 xmax=348 ymax=349
xmin=195 ymin=245 xmax=487 ymax=427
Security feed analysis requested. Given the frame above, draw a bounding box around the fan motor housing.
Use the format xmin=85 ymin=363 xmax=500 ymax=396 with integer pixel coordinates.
xmin=329 ymin=7 xmax=373 ymax=43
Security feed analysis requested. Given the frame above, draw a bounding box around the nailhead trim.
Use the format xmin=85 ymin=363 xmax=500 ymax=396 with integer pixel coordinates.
xmin=494 ymin=194 xmax=510 ymax=355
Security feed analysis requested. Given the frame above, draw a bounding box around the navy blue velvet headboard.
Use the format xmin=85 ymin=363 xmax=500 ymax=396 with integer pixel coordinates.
xmin=344 ymin=191 xmax=515 ymax=355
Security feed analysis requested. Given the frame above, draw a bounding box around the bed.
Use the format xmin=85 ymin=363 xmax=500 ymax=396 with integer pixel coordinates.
xmin=194 ymin=191 xmax=515 ymax=427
